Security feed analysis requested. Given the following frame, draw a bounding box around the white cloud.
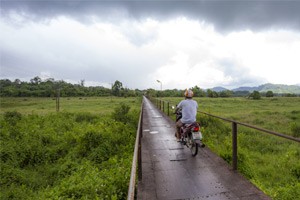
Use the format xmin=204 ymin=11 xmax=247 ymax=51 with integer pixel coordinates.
xmin=1 ymin=14 xmax=300 ymax=89
xmin=222 ymin=30 xmax=300 ymax=85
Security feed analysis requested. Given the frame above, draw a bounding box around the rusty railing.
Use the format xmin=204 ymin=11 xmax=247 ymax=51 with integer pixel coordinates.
xmin=127 ymin=101 xmax=143 ymax=200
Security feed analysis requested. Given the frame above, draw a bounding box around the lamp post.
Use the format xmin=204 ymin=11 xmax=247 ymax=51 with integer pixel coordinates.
xmin=156 ymin=80 xmax=162 ymax=110
xmin=156 ymin=80 xmax=162 ymax=92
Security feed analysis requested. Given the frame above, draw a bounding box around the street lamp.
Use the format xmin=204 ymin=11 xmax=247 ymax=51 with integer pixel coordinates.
xmin=156 ymin=80 xmax=162 ymax=109
xmin=156 ymin=80 xmax=162 ymax=92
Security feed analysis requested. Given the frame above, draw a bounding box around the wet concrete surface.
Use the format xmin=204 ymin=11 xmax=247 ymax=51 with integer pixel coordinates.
xmin=137 ymin=97 xmax=271 ymax=200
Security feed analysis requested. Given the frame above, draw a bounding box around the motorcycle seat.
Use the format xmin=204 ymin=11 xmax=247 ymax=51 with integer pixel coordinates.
xmin=183 ymin=122 xmax=198 ymax=128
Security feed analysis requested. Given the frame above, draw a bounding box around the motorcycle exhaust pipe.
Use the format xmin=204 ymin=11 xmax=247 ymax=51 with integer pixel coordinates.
xmin=195 ymin=140 xmax=206 ymax=148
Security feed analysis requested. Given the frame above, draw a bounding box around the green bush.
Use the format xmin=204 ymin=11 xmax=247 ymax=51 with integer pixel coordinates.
xmin=0 ymin=110 xmax=138 ymax=199
xmin=4 ymin=111 xmax=22 ymax=126
xmin=75 ymin=112 xmax=99 ymax=123
xmin=291 ymin=163 xmax=300 ymax=180
xmin=112 ymin=103 xmax=130 ymax=123
xmin=249 ymin=90 xmax=261 ymax=100
xmin=290 ymin=122 xmax=300 ymax=137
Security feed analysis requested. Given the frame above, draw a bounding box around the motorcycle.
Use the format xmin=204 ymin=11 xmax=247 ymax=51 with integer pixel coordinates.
xmin=174 ymin=107 xmax=205 ymax=156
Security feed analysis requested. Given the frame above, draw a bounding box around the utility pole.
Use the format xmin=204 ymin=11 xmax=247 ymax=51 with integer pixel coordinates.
xmin=111 ymin=83 xmax=113 ymax=102
xmin=54 ymin=81 xmax=60 ymax=112
xmin=56 ymin=88 xmax=60 ymax=112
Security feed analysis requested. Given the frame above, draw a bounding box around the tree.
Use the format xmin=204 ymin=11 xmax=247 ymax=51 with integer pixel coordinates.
xmin=146 ymin=88 xmax=156 ymax=97
xmin=0 ymin=77 xmax=142 ymax=97
xmin=219 ymin=90 xmax=233 ymax=97
xmin=80 ymin=79 xmax=85 ymax=87
xmin=233 ymin=90 xmax=250 ymax=97
xmin=207 ymin=89 xmax=213 ymax=97
xmin=266 ymin=91 xmax=274 ymax=97
xmin=14 ymin=79 xmax=21 ymax=85
xmin=112 ymin=80 xmax=123 ymax=97
xmin=0 ymin=79 xmax=12 ymax=87
xmin=191 ymin=86 xmax=206 ymax=97
xmin=207 ymin=89 xmax=218 ymax=98
xmin=250 ymin=90 xmax=261 ymax=100
xmin=30 ymin=76 xmax=42 ymax=85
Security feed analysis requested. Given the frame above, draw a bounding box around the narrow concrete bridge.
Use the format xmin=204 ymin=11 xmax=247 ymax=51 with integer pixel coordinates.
xmin=136 ymin=97 xmax=270 ymax=200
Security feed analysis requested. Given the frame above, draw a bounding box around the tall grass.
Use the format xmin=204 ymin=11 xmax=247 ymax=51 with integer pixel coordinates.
xmin=0 ymin=98 xmax=141 ymax=199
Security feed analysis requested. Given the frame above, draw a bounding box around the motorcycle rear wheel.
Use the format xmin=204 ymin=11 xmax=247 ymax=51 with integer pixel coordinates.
xmin=187 ymin=134 xmax=198 ymax=156
xmin=190 ymin=142 xmax=198 ymax=156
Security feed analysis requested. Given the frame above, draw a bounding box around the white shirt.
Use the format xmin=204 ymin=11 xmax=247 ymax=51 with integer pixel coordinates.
xmin=177 ymin=99 xmax=198 ymax=124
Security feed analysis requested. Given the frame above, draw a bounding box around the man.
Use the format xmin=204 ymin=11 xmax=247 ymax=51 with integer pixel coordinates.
xmin=175 ymin=89 xmax=198 ymax=141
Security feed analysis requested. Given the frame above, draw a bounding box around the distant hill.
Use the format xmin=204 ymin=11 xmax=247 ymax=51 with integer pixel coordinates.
xmin=232 ymin=83 xmax=300 ymax=94
xmin=210 ymin=83 xmax=300 ymax=94
xmin=232 ymin=86 xmax=258 ymax=92
xmin=210 ymin=87 xmax=228 ymax=92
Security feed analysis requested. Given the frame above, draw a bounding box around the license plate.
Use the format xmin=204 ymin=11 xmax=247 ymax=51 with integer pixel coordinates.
xmin=192 ymin=132 xmax=202 ymax=140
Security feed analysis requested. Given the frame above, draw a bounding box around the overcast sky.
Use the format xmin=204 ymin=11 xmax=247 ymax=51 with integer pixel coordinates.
xmin=1 ymin=0 xmax=300 ymax=90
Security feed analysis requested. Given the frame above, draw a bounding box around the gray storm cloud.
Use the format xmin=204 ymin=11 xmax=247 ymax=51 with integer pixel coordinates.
xmin=1 ymin=0 xmax=300 ymax=89
xmin=2 ymin=0 xmax=300 ymax=32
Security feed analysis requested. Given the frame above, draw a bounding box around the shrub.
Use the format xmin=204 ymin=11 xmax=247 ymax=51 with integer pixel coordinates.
xmin=291 ymin=164 xmax=300 ymax=180
xmin=75 ymin=112 xmax=99 ymax=123
xmin=250 ymin=90 xmax=261 ymax=100
xmin=77 ymin=130 xmax=104 ymax=157
xmin=112 ymin=103 xmax=131 ymax=123
xmin=290 ymin=123 xmax=300 ymax=138
xmin=4 ymin=111 xmax=22 ymax=125
xmin=266 ymin=91 xmax=274 ymax=97
xmin=0 ymin=110 xmax=138 ymax=199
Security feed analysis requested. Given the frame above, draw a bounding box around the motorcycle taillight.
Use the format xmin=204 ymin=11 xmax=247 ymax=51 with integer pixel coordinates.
xmin=192 ymin=126 xmax=199 ymax=132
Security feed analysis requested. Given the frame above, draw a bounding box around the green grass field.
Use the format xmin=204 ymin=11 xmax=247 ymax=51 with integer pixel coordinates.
xmin=1 ymin=96 xmax=299 ymax=199
xmin=160 ymin=97 xmax=300 ymax=137
xmin=0 ymin=97 xmax=142 ymax=115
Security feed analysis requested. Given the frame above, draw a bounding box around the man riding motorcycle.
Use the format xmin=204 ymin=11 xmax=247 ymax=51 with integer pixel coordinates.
xmin=175 ymin=89 xmax=198 ymax=141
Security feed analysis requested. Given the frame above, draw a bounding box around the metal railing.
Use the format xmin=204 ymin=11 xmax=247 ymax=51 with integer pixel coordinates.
xmin=127 ymin=101 xmax=143 ymax=200
xmin=151 ymin=97 xmax=300 ymax=170
xmin=197 ymin=110 xmax=300 ymax=170
xmin=128 ymin=96 xmax=300 ymax=199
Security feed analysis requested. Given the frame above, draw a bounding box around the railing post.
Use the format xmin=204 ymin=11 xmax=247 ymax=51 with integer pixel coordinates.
xmin=162 ymin=101 xmax=164 ymax=113
xmin=167 ymin=102 xmax=170 ymax=116
xmin=232 ymin=122 xmax=238 ymax=171
xmin=160 ymin=99 xmax=162 ymax=110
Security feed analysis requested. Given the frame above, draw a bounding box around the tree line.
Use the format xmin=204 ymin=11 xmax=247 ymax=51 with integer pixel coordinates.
xmin=0 ymin=77 xmax=143 ymax=97
xmin=1 ymin=76 xmax=298 ymax=98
